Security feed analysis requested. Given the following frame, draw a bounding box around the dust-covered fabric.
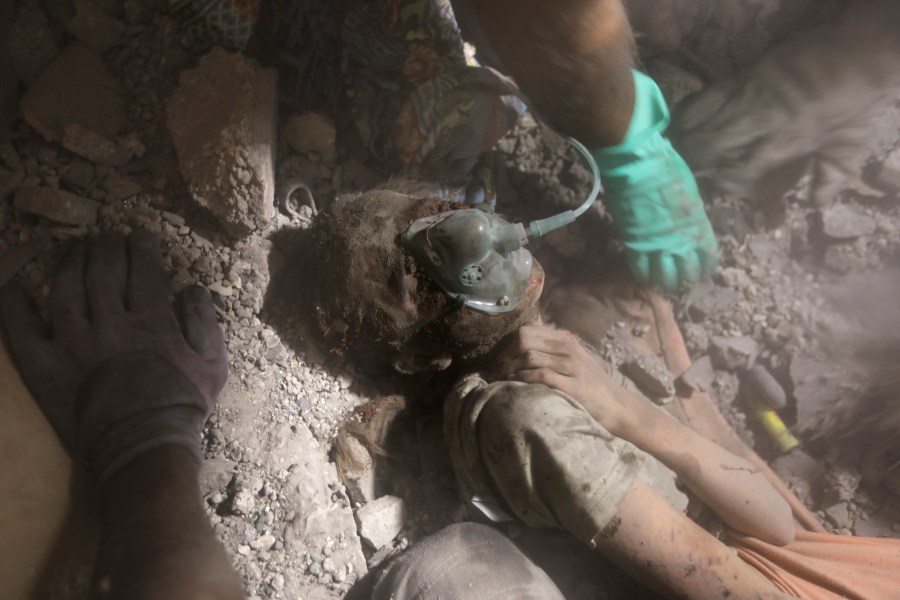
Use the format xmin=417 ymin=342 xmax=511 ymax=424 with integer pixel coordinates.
xmin=171 ymin=0 xmax=525 ymax=183
xmin=341 ymin=0 xmax=524 ymax=183
xmin=443 ymin=374 xmax=647 ymax=547
xmin=371 ymin=522 xmax=566 ymax=600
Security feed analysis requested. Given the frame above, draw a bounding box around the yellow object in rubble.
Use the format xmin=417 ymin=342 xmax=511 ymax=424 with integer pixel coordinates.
xmin=749 ymin=396 xmax=800 ymax=453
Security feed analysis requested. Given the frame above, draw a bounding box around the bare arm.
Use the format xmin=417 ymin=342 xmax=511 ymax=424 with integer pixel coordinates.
xmin=97 ymin=446 xmax=244 ymax=600
xmin=472 ymin=0 xmax=636 ymax=147
xmin=598 ymin=479 xmax=794 ymax=600
xmin=604 ymin=384 xmax=796 ymax=546
xmin=493 ymin=325 xmax=796 ymax=546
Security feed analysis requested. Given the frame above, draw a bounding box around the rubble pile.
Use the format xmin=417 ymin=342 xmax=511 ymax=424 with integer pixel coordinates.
xmin=1 ymin=0 xmax=899 ymax=599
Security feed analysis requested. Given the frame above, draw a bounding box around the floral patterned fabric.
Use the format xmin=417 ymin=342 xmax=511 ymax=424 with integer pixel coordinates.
xmin=170 ymin=0 xmax=524 ymax=187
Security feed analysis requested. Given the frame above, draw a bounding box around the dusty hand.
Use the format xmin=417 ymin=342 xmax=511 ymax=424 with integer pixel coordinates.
xmin=491 ymin=324 xmax=631 ymax=435
xmin=0 ymin=231 xmax=227 ymax=483
xmin=671 ymin=0 xmax=900 ymax=206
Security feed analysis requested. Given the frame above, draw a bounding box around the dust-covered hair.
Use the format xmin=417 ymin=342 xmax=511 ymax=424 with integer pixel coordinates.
xmin=306 ymin=183 xmax=540 ymax=372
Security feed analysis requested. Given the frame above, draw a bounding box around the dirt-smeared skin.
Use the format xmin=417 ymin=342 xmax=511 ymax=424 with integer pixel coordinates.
xmin=474 ymin=0 xmax=636 ymax=147
xmin=594 ymin=481 xmax=790 ymax=600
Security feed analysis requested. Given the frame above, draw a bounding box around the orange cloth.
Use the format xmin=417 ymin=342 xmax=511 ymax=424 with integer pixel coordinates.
xmin=728 ymin=529 xmax=900 ymax=599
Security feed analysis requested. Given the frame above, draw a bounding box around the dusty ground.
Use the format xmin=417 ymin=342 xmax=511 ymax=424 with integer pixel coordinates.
xmin=2 ymin=1 xmax=899 ymax=599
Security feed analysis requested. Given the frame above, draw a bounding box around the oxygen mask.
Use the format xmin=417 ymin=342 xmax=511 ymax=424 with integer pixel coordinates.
xmin=402 ymin=138 xmax=601 ymax=315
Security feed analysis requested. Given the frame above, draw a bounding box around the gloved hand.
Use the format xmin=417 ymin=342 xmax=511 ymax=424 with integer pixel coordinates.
xmin=0 ymin=231 xmax=227 ymax=484
xmin=670 ymin=0 xmax=900 ymax=207
xmin=592 ymin=69 xmax=718 ymax=291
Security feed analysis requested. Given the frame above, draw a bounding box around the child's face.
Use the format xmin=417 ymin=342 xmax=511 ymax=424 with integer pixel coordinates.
xmin=311 ymin=188 xmax=545 ymax=374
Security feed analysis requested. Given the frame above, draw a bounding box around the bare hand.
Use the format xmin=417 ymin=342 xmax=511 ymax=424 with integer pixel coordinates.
xmin=491 ymin=325 xmax=631 ymax=436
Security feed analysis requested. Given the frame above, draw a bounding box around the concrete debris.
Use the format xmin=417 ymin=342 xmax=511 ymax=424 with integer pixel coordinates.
xmin=102 ymin=171 xmax=142 ymax=201
xmin=719 ymin=267 xmax=753 ymax=290
xmin=821 ymin=465 xmax=862 ymax=507
xmin=621 ymin=354 xmax=675 ymax=400
xmin=681 ymin=322 xmax=709 ymax=354
xmin=199 ymin=456 xmax=237 ymax=498
xmin=14 ymin=185 xmax=100 ymax=225
xmin=166 ymin=48 xmax=277 ymax=236
xmin=686 ymin=281 xmax=743 ymax=321
xmin=8 ymin=4 xmax=61 ymax=85
xmin=356 ymin=495 xmax=405 ymax=550
xmin=230 ymin=487 xmax=257 ymax=517
xmin=66 ymin=0 xmax=125 ymax=54
xmin=21 ymin=43 xmax=125 ymax=143
xmin=228 ymin=474 xmax=263 ymax=517
xmin=709 ymin=335 xmax=758 ymax=371
xmin=251 ymin=534 xmax=277 ymax=551
xmin=771 ymin=450 xmax=825 ymax=491
xmin=0 ymin=167 xmax=24 ymax=201
xmin=820 ymin=203 xmax=877 ymax=241
xmin=874 ymin=147 xmax=900 ymax=190
xmin=61 ymin=123 xmax=132 ymax=166
xmin=790 ymin=356 xmax=846 ymax=435
xmin=677 ymin=355 xmax=715 ymax=393
xmin=60 ymin=159 xmax=96 ymax=191
xmin=283 ymin=112 xmax=337 ymax=163
xmin=824 ymin=502 xmax=853 ymax=530
xmin=822 ymin=245 xmax=871 ymax=274
xmin=743 ymin=365 xmax=787 ymax=411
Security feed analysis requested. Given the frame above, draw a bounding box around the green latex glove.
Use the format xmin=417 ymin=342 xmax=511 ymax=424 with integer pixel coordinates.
xmin=592 ymin=70 xmax=718 ymax=291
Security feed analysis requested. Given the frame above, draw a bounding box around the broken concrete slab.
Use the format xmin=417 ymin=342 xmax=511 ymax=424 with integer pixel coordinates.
xmin=61 ymin=123 xmax=132 ymax=166
xmin=20 ymin=43 xmax=125 ymax=143
xmin=677 ymin=355 xmax=715 ymax=393
xmin=8 ymin=4 xmax=61 ymax=85
xmin=101 ymin=171 xmax=141 ymax=201
xmin=820 ymin=203 xmax=877 ymax=241
xmin=166 ymin=48 xmax=277 ymax=236
xmin=14 ymin=186 xmax=100 ymax=225
xmin=709 ymin=336 xmax=758 ymax=371
xmin=621 ymin=354 xmax=675 ymax=400
xmin=283 ymin=112 xmax=337 ymax=163
xmin=60 ymin=159 xmax=96 ymax=191
xmin=66 ymin=0 xmax=125 ymax=54
xmin=356 ymin=495 xmax=405 ymax=551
